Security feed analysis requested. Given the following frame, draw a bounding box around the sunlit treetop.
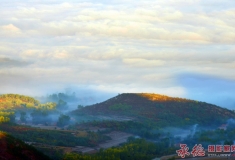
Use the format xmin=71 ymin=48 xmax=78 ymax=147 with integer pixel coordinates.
xmin=138 ymin=93 xmax=195 ymax=102
xmin=0 ymin=94 xmax=56 ymax=110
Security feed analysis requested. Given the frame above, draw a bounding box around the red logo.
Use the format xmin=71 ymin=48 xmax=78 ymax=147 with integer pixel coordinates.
xmin=176 ymin=144 xmax=190 ymax=158
xmin=208 ymin=145 xmax=215 ymax=152
xmin=191 ymin=144 xmax=205 ymax=157
xmin=231 ymin=145 xmax=235 ymax=152
xmin=216 ymin=145 xmax=223 ymax=152
xmin=223 ymin=145 xmax=230 ymax=152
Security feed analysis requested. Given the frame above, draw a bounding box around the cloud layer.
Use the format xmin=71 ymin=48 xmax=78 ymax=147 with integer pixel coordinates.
xmin=0 ymin=0 xmax=235 ymax=108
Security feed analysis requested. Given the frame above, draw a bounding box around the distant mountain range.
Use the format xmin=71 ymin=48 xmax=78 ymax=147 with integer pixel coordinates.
xmin=73 ymin=93 xmax=235 ymax=127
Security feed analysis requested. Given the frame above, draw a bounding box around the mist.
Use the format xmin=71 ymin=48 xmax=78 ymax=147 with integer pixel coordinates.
xmin=161 ymin=124 xmax=199 ymax=140
xmin=178 ymin=73 xmax=235 ymax=110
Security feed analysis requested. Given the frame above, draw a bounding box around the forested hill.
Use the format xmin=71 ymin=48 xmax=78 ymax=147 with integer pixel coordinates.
xmin=73 ymin=93 xmax=235 ymax=127
xmin=0 ymin=94 xmax=56 ymax=110
xmin=0 ymin=131 xmax=51 ymax=160
xmin=0 ymin=94 xmax=56 ymax=124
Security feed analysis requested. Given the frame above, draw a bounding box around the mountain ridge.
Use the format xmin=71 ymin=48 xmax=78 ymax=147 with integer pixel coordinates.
xmin=73 ymin=93 xmax=235 ymax=127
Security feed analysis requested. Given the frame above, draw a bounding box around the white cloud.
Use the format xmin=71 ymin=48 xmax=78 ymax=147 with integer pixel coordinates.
xmin=122 ymin=58 xmax=165 ymax=67
xmin=0 ymin=24 xmax=22 ymax=37
xmin=1 ymin=24 xmax=20 ymax=32
xmin=0 ymin=0 xmax=235 ymax=108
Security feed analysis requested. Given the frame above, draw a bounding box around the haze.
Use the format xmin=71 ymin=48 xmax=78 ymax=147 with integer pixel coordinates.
xmin=0 ymin=0 xmax=235 ymax=109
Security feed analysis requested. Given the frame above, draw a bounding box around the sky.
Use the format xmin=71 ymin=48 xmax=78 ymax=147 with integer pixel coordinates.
xmin=0 ymin=0 xmax=235 ymax=109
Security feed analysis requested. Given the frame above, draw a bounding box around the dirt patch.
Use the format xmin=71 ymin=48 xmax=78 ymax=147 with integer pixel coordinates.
xmin=99 ymin=131 xmax=133 ymax=149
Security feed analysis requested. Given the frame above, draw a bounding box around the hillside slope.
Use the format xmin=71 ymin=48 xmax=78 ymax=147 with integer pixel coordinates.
xmin=73 ymin=93 xmax=235 ymax=127
xmin=0 ymin=94 xmax=57 ymax=123
xmin=0 ymin=94 xmax=56 ymax=110
xmin=0 ymin=131 xmax=51 ymax=160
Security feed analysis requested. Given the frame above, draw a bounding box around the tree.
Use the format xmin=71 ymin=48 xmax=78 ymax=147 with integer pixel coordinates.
xmin=57 ymin=114 xmax=70 ymax=127
xmin=20 ymin=111 xmax=27 ymax=123
xmin=77 ymin=105 xmax=83 ymax=109
xmin=56 ymin=99 xmax=68 ymax=109
xmin=224 ymin=140 xmax=233 ymax=145
xmin=31 ymin=109 xmax=50 ymax=124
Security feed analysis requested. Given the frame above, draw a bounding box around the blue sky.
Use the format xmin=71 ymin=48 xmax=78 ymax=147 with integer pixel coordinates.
xmin=0 ymin=0 xmax=235 ymax=109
